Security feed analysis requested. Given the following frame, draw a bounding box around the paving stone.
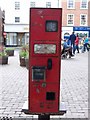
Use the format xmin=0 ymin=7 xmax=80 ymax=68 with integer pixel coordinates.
xmin=0 ymin=49 xmax=88 ymax=118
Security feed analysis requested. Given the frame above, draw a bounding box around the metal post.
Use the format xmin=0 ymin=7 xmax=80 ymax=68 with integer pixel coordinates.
xmin=38 ymin=114 xmax=50 ymax=120
xmin=58 ymin=0 xmax=59 ymax=8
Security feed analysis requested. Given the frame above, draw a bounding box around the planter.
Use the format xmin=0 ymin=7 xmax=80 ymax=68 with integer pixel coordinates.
xmin=19 ymin=45 xmax=29 ymax=67
xmin=20 ymin=57 xmax=26 ymax=67
xmin=0 ymin=56 xmax=8 ymax=64
xmin=6 ymin=50 xmax=14 ymax=56
xmin=25 ymin=58 xmax=29 ymax=69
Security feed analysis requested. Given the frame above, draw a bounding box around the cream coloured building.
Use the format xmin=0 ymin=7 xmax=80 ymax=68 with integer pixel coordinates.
xmin=0 ymin=0 xmax=89 ymax=46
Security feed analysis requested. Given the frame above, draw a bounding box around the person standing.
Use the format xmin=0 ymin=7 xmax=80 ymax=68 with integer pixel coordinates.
xmin=75 ymin=33 xmax=79 ymax=53
xmin=69 ymin=32 xmax=76 ymax=54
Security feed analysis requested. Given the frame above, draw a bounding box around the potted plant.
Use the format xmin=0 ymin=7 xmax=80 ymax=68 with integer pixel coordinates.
xmin=25 ymin=51 xmax=29 ymax=69
xmin=25 ymin=44 xmax=29 ymax=69
xmin=19 ymin=45 xmax=29 ymax=67
xmin=5 ymin=47 xmax=14 ymax=56
xmin=0 ymin=44 xmax=8 ymax=65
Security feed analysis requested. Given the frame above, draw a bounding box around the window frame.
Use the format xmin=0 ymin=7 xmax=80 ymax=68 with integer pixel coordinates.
xmin=46 ymin=2 xmax=51 ymax=8
xmin=15 ymin=1 xmax=20 ymax=10
xmin=80 ymin=14 xmax=87 ymax=26
xmin=80 ymin=0 xmax=88 ymax=9
xmin=15 ymin=17 xmax=20 ymax=23
xmin=67 ymin=14 xmax=74 ymax=26
xmin=67 ymin=0 xmax=75 ymax=9
xmin=30 ymin=2 xmax=35 ymax=8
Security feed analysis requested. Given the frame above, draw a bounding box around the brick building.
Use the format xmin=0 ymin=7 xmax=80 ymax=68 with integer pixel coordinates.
xmin=61 ymin=0 xmax=90 ymax=39
xmin=0 ymin=8 xmax=5 ymax=44
xmin=88 ymin=0 xmax=90 ymax=26
xmin=0 ymin=8 xmax=2 ymax=43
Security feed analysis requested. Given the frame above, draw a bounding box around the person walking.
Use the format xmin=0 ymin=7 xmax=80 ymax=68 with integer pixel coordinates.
xmin=69 ymin=32 xmax=76 ymax=54
xmin=75 ymin=33 xmax=79 ymax=53
xmin=83 ymin=35 xmax=89 ymax=52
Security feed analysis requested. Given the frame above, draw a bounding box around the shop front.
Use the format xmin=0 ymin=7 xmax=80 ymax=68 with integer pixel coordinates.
xmin=5 ymin=24 xmax=29 ymax=47
xmin=62 ymin=27 xmax=73 ymax=40
xmin=73 ymin=27 xmax=90 ymax=38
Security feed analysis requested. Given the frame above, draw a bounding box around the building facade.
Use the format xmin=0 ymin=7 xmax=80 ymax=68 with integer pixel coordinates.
xmin=61 ymin=0 xmax=90 ymax=39
xmin=3 ymin=0 xmax=61 ymax=46
xmin=1 ymin=0 xmax=89 ymax=46
xmin=0 ymin=8 xmax=5 ymax=44
xmin=4 ymin=0 xmax=30 ymax=46
xmin=88 ymin=0 xmax=90 ymax=26
xmin=0 ymin=8 xmax=2 ymax=43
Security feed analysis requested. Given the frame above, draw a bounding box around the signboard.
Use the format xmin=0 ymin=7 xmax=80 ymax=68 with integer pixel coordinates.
xmin=73 ymin=27 xmax=90 ymax=31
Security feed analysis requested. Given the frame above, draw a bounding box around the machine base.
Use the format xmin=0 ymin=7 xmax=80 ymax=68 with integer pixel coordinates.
xmin=22 ymin=101 xmax=66 ymax=118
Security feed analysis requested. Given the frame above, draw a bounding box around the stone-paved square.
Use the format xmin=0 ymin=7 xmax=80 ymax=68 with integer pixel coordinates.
xmin=0 ymin=49 xmax=88 ymax=119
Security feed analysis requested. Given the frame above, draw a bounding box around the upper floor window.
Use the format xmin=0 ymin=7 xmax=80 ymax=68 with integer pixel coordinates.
xmin=46 ymin=2 xmax=51 ymax=8
xmin=67 ymin=0 xmax=75 ymax=9
xmin=15 ymin=17 xmax=20 ymax=23
xmin=80 ymin=0 xmax=88 ymax=9
xmin=15 ymin=2 xmax=20 ymax=10
xmin=67 ymin=14 xmax=74 ymax=26
xmin=80 ymin=14 xmax=87 ymax=26
xmin=30 ymin=2 xmax=35 ymax=8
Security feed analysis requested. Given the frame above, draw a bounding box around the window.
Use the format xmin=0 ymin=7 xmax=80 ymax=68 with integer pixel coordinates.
xmin=80 ymin=14 xmax=87 ymax=26
xmin=6 ymin=33 xmax=17 ymax=45
xmin=46 ymin=2 xmax=51 ymax=8
xmin=80 ymin=0 xmax=88 ymax=9
xmin=67 ymin=14 xmax=74 ymax=26
xmin=15 ymin=2 xmax=20 ymax=10
xmin=15 ymin=17 xmax=20 ymax=23
xmin=30 ymin=2 xmax=35 ymax=8
xmin=67 ymin=0 xmax=75 ymax=9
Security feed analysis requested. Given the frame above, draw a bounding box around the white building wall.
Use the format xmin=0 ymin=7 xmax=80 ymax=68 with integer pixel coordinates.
xmin=5 ymin=24 xmax=29 ymax=32
xmin=4 ymin=0 xmax=15 ymax=24
xmin=62 ymin=27 xmax=73 ymax=39
xmin=30 ymin=0 xmax=61 ymax=8
xmin=4 ymin=0 xmax=61 ymax=33
xmin=19 ymin=0 xmax=30 ymax=24
xmin=4 ymin=0 xmax=61 ymax=25
xmin=4 ymin=0 xmax=30 ymax=24
xmin=3 ymin=0 xmax=63 ymax=46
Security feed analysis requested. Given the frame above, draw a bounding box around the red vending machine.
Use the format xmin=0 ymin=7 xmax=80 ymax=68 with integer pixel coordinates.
xmin=27 ymin=8 xmax=65 ymax=119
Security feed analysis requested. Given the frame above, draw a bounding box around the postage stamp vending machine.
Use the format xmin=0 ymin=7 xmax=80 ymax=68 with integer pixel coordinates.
xmin=22 ymin=8 xmax=66 ymax=120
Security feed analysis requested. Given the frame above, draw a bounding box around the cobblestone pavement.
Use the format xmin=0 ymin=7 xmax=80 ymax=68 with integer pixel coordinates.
xmin=0 ymin=49 xmax=88 ymax=119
